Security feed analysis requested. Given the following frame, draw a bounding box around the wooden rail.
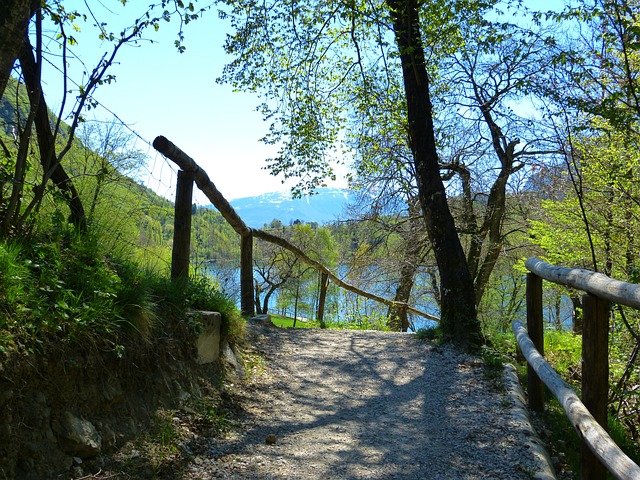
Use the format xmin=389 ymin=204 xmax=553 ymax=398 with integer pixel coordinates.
xmin=519 ymin=258 xmax=640 ymax=480
xmin=152 ymin=135 xmax=439 ymax=324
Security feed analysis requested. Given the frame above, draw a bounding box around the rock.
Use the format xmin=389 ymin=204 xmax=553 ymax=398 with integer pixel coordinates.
xmin=265 ymin=434 xmax=277 ymax=445
xmin=51 ymin=412 xmax=102 ymax=457
xmin=0 ymin=385 xmax=13 ymax=404
xmin=20 ymin=440 xmax=73 ymax=479
xmin=222 ymin=342 xmax=244 ymax=378
xmin=250 ymin=314 xmax=273 ymax=326
xmin=98 ymin=423 xmax=117 ymax=450
xmin=101 ymin=377 xmax=124 ymax=404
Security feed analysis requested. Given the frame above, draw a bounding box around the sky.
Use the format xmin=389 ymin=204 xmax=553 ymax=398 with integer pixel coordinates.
xmin=40 ymin=0 xmax=561 ymax=203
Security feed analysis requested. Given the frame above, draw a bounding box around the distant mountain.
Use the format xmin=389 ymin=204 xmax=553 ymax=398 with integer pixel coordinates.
xmin=225 ymin=187 xmax=353 ymax=228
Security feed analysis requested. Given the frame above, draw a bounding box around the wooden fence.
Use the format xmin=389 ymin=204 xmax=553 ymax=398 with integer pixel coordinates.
xmin=516 ymin=258 xmax=640 ymax=480
xmin=152 ymin=135 xmax=439 ymax=324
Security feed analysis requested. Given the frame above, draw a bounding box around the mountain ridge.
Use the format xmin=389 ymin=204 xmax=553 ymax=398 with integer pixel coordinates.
xmin=218 ymin=187 xmax=353 ymax=228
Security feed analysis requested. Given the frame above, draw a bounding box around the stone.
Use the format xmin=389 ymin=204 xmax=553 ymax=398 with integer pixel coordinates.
xmin=101 ymin=377 xmax=124 ymax=403
xmin=194 ymin=311 xmax=222 ymax=364
xmin=51 ymin=411 xmax=102 ymax=458
xmin=250 ymin=314 xmax=273 ymax=325
xmin=265 ymin=434 xmax=277 ymax=445
xmin=222 ymin=342 xmax=244 ymax=378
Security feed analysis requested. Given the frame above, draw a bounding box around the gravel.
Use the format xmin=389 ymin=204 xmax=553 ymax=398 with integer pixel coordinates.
xmin=185 ymin=323 xmax=548 ymax=479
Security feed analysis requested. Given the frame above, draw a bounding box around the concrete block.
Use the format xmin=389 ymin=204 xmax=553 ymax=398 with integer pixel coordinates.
xmin=195 ymin=311 xmax=222 ymax=364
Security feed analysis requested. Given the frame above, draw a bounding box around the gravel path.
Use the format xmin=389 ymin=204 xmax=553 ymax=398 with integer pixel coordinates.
xmin=185 ymin=323 xmax=543 ymax=479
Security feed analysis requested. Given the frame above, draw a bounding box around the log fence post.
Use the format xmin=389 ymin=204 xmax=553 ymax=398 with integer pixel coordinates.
xmin=240 ymin=232 xmax=254 ymax=317
xmin=581 ymin=293 xmax=610 ymax=480
xmin=317 ymin=272 xmax=329 ymax=328
xmin=526 ymin=272 xmax=544 ymax=412
xmin=171 ymin=170 xmax=194 ymax=282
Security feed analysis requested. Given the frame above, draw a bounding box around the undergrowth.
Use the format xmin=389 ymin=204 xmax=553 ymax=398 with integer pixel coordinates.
xmin=0 ymin=226 xmax=244 ymax=358
xmin=486 ymin=325 xmax=640 ymax=477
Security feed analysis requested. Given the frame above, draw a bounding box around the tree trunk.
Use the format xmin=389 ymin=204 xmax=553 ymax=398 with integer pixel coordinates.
xmin=571 ymin=294 xmax=583 ymax=334
xmin=254 ymin=279 xmax=263 ymax=314
xmin=317 ymin=272 xmax=329 ymax=329
xmin=18 ymin=35 xmax=86 ymax=231
xmin=387 ymin=0 xmax=480 ymax=349
xmin=388 ymin=200 xmax=425 ymax=332
xmin=262 ymin=288 xmax=274 ymax=314
xmin=293 ymin=283 xmax=300 ymax=327
xmin=0 ymin=0 xmax=37 ymax=100
xmin=387 ymin=265 xmax=414 ymax=331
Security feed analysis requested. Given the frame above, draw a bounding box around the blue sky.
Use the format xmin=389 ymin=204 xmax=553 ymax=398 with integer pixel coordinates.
xmin=41 ymin=0 xmax=562 ymax=202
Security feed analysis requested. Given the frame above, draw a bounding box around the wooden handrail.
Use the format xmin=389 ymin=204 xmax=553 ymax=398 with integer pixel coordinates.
xmin=153 ymin=135 xmax=252 ymax=237
xmin=153 ymin=135 xmax=440 ymax=323
xmin=526 ymin=258 xmax=640 ymax=309
xmin=253 ymin=229 xmax=440 ymax=322
xmin=513 ymin=320 xmax=640 ymax=480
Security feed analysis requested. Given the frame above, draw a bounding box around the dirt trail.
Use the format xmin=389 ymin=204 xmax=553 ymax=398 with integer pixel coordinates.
xmin=185 ymin=323 xmax=541 ymax=479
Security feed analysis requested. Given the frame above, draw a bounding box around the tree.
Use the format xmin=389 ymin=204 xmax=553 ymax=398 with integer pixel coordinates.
xmin=0 ymin=1 xmax=205 ymax=237
xmin=527 ymin=0 xmax=640 ymax=441
xmin=219 ymin=0 xmax=523 ymax=348
xmin=254 ymin=237 xmax=300 ymax=314
xmin=74 ymin=121 xmax=146 ymax=223
xmin=255 ymin=223 xmax=338 ymax=320
xmin=436 ymin=19 xmax=558 ymax=305
xmin=0 ymin=0 xmax=37 ymax=100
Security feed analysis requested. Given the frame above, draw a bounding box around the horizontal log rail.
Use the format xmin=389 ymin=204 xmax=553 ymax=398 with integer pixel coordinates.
xmin=153 ymin=135 xmax=439 ymax=323
xmin=153 ymin=135 xmax=251 ymax=237
xmin=521 ymin=258 xmax=640 ymax=480
xmin=513 ymin=321 xmax=640 ymax=480
xmin=252 ymin=229 xmax=439 ymax=322
xmin=526 ymin=258 xmax=640 ymax=310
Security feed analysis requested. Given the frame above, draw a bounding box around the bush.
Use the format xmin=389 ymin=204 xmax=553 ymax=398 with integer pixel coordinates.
xmin=414 ymin=324 xmax=443 ymax=341
xmin=186 ymin=275 xmax=245 ymax=343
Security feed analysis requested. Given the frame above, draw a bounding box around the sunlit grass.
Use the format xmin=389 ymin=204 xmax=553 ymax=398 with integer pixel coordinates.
xmin=270 ymin=314 xmax=319 ymax=328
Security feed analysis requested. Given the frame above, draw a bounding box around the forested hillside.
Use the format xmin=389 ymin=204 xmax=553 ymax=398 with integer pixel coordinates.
xmin=0 ymin=73 xmax=243 ymax=354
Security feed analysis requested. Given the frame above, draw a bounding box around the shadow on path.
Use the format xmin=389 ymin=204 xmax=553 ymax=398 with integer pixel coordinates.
xmin=184 ymin=326 xmax=535 ymax=479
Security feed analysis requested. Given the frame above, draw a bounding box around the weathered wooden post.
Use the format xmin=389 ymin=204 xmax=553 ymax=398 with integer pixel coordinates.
xmin=526 ymin=272 xmax=544 ymax=412
xmin=240 ymin=232 xmax=254 ymax=317
xmin=581 ymin=293 xmax=610 ymax=480
xmin=316 ymin=272 xmax=329 ymax=328
xmin=171 ymin=170 xmax=194 ymax=282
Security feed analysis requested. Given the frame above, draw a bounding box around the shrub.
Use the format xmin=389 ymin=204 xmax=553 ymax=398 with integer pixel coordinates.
xmin=415 ymin=324 xmax=443 ymax=341
xmin=186 ymin=275 xmax=245 ymax=344
xmin=0 ymin=228 xmax=245 ymax=355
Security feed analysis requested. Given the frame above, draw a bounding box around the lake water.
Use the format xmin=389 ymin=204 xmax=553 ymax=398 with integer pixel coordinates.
xmin=204 ymin=263 xmax=575 ymax=332
xmin=204 ymin=263 xmax=440 ymax=331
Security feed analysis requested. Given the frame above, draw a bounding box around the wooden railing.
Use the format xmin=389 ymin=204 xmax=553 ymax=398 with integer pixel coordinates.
xmin=516 ymin=258 xmax=640 ymax=480
xmin=152 ymin=135 xmax=439 ymax=324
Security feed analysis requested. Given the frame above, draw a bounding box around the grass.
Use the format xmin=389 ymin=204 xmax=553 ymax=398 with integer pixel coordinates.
xmin=0 ymin=227 xmax=245 ymax=358
xmin=270 ymin=314 xmax=319 ymax=328
xmin=268 ymin=313 xmax=390 ymax=330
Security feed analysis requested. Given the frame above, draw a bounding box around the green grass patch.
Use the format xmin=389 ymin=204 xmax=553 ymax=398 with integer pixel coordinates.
xmin=270 ymin=314 xmax=319 ymax=328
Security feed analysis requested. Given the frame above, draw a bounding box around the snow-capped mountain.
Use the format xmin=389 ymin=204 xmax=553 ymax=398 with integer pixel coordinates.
xmin=226 ymin=187 xmax=352 ymax=228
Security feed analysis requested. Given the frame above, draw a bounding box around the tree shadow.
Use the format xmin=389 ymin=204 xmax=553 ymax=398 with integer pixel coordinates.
xmin=186 ymin=328 xmax=529 ymax=479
